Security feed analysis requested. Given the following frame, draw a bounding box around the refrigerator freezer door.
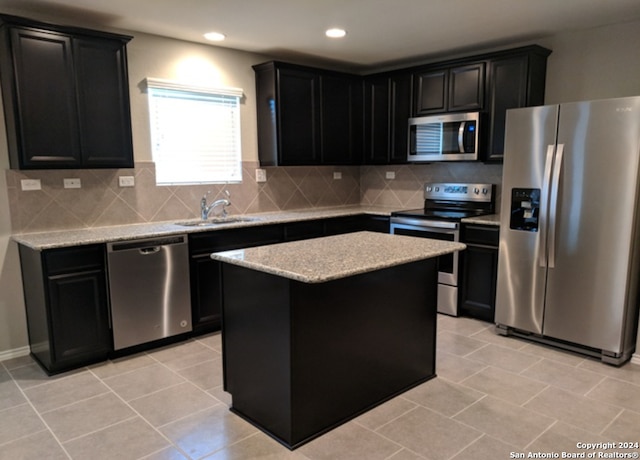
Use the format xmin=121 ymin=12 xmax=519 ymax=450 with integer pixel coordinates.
xmin=496 ymin=105 xmax=559 ymax=334
xmin=542 ymin=98 xmax=640 ymax=353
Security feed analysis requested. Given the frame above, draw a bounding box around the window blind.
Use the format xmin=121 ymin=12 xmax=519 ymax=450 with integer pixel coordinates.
xmin=146 ymin=78 xmax=243 ymax=185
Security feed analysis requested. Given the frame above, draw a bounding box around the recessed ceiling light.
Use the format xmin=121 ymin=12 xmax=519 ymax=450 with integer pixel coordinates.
xmin=325 ymin=28 xmax=347 ymax=38
xmin=204 ymin=32 xmax=226 ymax=42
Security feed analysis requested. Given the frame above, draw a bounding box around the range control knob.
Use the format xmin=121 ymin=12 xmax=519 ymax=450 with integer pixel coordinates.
xmin=474 ymin=188 xmax=480 ymax=194
xmin=482 ymin=188 xmax=488 ymax=195
xmin=426 ymin=186 xmax=432 ymax=192
xmin=435 ymin=187 xmax=440 ymax=192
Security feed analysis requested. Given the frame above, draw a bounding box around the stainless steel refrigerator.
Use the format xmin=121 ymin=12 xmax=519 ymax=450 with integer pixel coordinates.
xmin=495 ymin=96 xmax=640 ymax=365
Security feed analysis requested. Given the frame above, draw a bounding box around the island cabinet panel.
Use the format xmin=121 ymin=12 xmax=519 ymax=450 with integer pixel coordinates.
xmin=221 ymin=258 xmax=438 ymax=449
xmin=0 ymin=14 xmax=133 ymax=169
xmin=19 ymin=244 xmax=111 ymax=374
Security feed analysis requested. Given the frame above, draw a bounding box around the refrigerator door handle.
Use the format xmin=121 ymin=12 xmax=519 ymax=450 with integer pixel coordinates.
xmin=547 ymin=143 xmax=564 ymax=269
xmin=538 ymin=144 xmax=556 ymax=268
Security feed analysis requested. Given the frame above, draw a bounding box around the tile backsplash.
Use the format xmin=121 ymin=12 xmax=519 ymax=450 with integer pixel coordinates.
xmin=6 ymin=160 xmax=502 ymax=233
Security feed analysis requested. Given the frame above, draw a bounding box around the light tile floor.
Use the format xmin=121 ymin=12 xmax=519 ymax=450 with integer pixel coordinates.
xmin=2 ymin=315 xmax=640 ymax=459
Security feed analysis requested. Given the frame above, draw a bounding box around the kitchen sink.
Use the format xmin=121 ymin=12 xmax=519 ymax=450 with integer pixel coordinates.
xmin=175 ymin=216 xmax=260 ymax=227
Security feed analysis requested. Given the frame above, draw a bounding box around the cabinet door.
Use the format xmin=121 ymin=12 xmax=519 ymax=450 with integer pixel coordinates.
xmin=389 ymin=73 xmax=411 ymax=163
xmin=364 ymin=76 xmax=390 ymax=164
xmin=277 ymin=67 xmax=319 ymax=165
xmin=190 ymin=255 xmax=223 ymax=333
xmin=320 ymin=74 xmax=362 ymax=165
xmin=449 ymin=63 xmax=484 ymax=112
xmin=47 ymin=269 xmax=111 ymax=368
xmin=74 ymin=37 xmax=133 ymax=168
xmin=485 ymin=56 xmax=528 ymax=161
xmin=7 ymin=27 xmax=81 ymax=168
xmin=459 ymin=245 xmax=498 ymax=322
xmin=413 ymin=69 xmax=447 ymax=115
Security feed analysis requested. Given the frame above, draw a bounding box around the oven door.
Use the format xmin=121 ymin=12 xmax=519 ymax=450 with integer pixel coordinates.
xmin=389 ymin=217 xmax=459 ymax=285
xmin=390 ymin=217 xmax=461 ymax=316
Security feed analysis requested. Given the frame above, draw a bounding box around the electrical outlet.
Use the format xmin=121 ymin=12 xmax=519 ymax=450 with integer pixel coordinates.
xmin=63 ymin=178 xmax=81 ymax=189
xmin=20 ymin=179 xmax=41 ymax=191
xmin=333 ymin=172 xmax=342 ymax=180
xmin=118 ymin=176 xmax=135 ymax=187
xmin=385 ymin=171 xmax=396 ymax=180
xmin=255 ymin=169 xmax=267 ymax=183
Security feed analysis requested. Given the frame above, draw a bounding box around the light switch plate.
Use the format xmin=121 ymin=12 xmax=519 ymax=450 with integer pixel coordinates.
xmin=20 ymin=179 xmax=41 ymax=191
xmin=255 ymin=169 xmax=267 ymax=183
xmin=119 ymin=176 xmax=135 ymax=187
xmin=333 ymin=172 xmax=342 ymax=180
xmin=63 ymin=178 xmax=81 ymax=189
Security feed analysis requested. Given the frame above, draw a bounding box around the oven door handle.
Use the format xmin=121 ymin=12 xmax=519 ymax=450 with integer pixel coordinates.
xmin=390 ymin=217 xmax=458 ymax=230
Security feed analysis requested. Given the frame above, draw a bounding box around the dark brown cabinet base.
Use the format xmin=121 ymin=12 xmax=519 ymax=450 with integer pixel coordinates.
xmin=221 ymin=259 xmax=437 ymax=449
xmin=19 ymin=244 xmax=111 ymax=374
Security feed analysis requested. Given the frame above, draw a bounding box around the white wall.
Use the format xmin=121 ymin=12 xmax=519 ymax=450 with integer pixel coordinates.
xmin=1 ymin=18 xmax=640 ymax=357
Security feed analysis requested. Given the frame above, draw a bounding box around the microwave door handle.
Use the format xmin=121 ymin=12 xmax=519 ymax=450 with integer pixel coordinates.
xmin=457 ymin=121 xmax=466 ymax=153
xmin=547 ymin=143 xmax=564 ymax=269
xmin=538 ymin=144 xmax=556 ymax=268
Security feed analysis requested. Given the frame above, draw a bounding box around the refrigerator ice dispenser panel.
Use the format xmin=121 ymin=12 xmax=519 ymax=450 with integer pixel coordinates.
xmin=509 ymin=188 xmax=540 ymax=232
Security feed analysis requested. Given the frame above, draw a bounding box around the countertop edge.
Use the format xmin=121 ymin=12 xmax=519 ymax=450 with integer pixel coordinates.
xmin=12 ymin=206 xmax=397 ymax=250
xmin=211 ymin=232 xmax=466 ymax=284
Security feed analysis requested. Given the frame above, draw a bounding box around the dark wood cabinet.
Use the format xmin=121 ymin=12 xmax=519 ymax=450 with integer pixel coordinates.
xmin=253 ymin=61 xmax=362 ymax=166
xmin=0 ymin=14 xmax=133 ymax=169
xmin=189 ymin=225 xmax=284 ymax=333
xmin=364 ymin=72 xmax=412 ymax=164
xmin=19 ymin=244 xmax=111 ymax=374
xmin=413 ymin=63 xmax=484 ymax=116
xmin=189 ymin=214 xmax=390 ymax=333
xmin=485 ymin=46 xmax=550 ymax=162
xmin=459 ymin=224 xmax=499 ymax=322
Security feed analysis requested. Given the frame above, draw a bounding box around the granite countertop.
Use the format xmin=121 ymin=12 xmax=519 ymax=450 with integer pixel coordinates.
xmin=12 ymin=206 xmax=396 ymax=250
xmin=210 ymin=231 xmax=466 ymax=284
xmin=461 ymin=213 xmax=501 ymax=226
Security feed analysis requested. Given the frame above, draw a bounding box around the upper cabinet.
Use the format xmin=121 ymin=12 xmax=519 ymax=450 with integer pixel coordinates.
xmin=253 ymin=61 xmax=363 ymax=166
xmin=0 ymin=14 xmax=134 ymax=169
xmin=484 ymin=46 xmax=550 ymax=162
xmin=413 ymin=62 xmax=485 ymax=115
xmin=254 ymin=47 xmax=549 ymax=166
xmin=363 ymin=71 xmax=412 ymax=164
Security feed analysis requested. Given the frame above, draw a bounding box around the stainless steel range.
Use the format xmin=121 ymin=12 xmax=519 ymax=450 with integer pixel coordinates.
xmin=390 ymin=183 xmax=495 ymax=316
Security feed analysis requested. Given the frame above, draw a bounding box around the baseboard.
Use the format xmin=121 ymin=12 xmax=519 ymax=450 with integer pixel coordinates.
xmin=0 ymin=346 xmax=30 ymax=363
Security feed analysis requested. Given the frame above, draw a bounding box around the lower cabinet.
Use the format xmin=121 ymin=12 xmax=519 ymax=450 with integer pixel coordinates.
xmin=189 ymin=214 xmax=391 ymax=334
xmin=19 ymin=244 xmax=111 ymax=374
xmin=459 ymin=224 xmax=499 ymax=322
xmin=189 ymin=225 xmax=284 ymax=334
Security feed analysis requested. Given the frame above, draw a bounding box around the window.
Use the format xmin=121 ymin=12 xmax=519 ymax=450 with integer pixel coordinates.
xmin=145 ymin=78 xmax=243 ymax=185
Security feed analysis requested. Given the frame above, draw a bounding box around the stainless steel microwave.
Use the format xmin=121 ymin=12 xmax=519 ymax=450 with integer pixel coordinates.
xmin=407 ymin=112 xmax=479 ymax=162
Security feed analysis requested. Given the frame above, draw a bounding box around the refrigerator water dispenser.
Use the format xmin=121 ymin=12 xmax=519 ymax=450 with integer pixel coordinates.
xmin=510 ymin=188 xmax=540 ymax=231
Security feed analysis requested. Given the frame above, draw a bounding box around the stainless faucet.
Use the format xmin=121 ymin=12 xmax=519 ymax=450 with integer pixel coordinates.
xmin=201 ymin=190 xmax=231 ymax=220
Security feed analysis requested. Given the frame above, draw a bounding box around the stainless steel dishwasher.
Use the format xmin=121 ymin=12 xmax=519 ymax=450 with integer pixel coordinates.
xmin=107 ymin=235 xmax=192 ymax=350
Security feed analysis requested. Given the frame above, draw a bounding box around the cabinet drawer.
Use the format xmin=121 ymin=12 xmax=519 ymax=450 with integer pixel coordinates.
xmin=462 ymin=224 xmax=499 ymax=247
xmin=44 ymin=245 xmax=105 ymax=275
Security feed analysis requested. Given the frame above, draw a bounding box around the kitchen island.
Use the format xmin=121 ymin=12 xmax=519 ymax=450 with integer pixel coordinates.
xmin=211 ymin=231 xmax=465 ymax=449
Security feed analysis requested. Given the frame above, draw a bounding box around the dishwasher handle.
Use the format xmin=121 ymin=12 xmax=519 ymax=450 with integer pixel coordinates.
xmin=139 ymin=246 xmax=161 ymax=255
xmin=107 ymin=235 xmax=187 ymax=253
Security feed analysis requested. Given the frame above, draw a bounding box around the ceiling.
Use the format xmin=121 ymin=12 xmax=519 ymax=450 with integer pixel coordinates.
xmin=1 ymin=0 xmax=640 ymax=72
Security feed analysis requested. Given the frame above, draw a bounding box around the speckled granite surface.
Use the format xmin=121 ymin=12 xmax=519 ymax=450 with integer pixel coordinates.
xmin=461 ymin=213 xmax=501 ymax=226
xmin=12 ymin=206 xmax=396 ymax=250
xmin=211 ymin=231 xmax=466 ymax=283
